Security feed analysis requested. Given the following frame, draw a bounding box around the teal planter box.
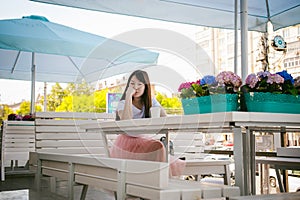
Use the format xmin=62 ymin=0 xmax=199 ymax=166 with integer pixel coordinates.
xmin=181 ymin=94 xmax=239 ymax=115
xmin=244 ymin=92 xmax=300 ymax=114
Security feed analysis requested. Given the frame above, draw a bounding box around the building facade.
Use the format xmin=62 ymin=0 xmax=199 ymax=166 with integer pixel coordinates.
xmin=195 ymin=24 xmax=300 ymax=78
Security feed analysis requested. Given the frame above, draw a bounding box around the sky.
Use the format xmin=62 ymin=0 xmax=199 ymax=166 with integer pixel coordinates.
xmin=0 ymin=0 xmax=200 ymax=104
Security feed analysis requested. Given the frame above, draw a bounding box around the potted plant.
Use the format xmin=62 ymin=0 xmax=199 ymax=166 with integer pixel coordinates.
xmin=178 ymin=71 xmax=242 ymax=114
xmin=241 ymin=70 xmax=300 ymax=113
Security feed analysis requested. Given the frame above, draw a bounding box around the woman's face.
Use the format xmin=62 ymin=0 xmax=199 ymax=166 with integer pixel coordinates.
xmin=129 ymin=75 xmax=145 ymax=98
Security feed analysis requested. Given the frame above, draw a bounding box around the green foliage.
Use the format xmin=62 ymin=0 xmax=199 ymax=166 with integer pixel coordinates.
xmin=0 ymin=104 xmax=13 ymax=122
xmin=71 ymin=94 xmax=95 ymax=112
xmin=45 ymin=83 xmax=67 ymax=111
xmin=16 ymin=101 xmax=42 ymax=115
xmin=156 ymin=92 xmax=183 ymax=115
xmin=66 ymin=81 xmax=94 ymax=96
xmin=55 ymin=96 xmax=73 ymax=112
xmin=192 ymin=83 xmax=210 ymax=96
xmin=94 ymin=89 xmax=108 ymax=113
xmin=37 ymin=82 xmax=183 ymax=114
xmin=54 ymin=85 xmax=108 ymax=113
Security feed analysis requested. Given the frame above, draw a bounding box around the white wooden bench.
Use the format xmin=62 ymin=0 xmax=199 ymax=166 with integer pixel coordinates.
xmin=29 ymin=152 xmax=240 ymax=200
xmin=1 ymin=120 xmax=35 ymax=181
xmin=34 ymin=111 xmax=115 ymax=192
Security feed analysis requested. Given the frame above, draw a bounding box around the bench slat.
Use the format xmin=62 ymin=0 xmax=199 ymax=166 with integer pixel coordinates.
xmin=36 ymin=133 xmax=103 ymax=140
xmin=36 ymin=140 xmax=106 ymax=148
xmin=35 ymin=111 xmax=115 ymax=119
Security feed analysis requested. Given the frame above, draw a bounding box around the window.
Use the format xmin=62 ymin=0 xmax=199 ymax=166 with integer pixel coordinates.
xmin=283 ymin=29 xmax=290 ymax=38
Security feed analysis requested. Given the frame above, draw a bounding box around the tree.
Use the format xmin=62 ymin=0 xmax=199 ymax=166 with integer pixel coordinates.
xmin=0 ymin=104 xmax=13 ymax=123
xmin=156 ymin=92 xmax=183 ymax=115
xmin=66 ymin=81 xmax=94 ymax=96
xmin=55 ymin=82 xmax=108 ymax=113
xmin=45 ymin=83 xmax=67 ymax=111
xmin=94 ymin=89 xmax=109 ymax=113
xmin=16 ymin=101 xmax=42 ymax=115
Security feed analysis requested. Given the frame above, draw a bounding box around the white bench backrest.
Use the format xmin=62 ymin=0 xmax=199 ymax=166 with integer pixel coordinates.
xmin=2 ymin=120 xmax=35 ymax=163
xmin=1 ymin=120 xmax=35 ymax=181
xmin=170 ymin=132 xmax=205 ymax=159
xmin=35 ymin=112 xmax=115 ymax=156
xmin=153 ymin=132 xmax=205 ymax=160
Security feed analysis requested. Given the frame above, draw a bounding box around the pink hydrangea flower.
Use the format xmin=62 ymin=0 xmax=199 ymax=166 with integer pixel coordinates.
xmin=245 ymin=73 xmax=259 ymax=88
xmin=178 ymin=82 xmax=192 ymax=92
xmin=216 ymin=71 xmax=242 ymax=89
xmin=257 ymin=71 xmax=271 ymax=78
xmin=267 ymin=74 xmax=284 ymax=84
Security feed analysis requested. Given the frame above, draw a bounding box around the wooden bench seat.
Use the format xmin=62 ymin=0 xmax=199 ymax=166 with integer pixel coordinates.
xmin=30 ymin=152 xmax=240 ymax=200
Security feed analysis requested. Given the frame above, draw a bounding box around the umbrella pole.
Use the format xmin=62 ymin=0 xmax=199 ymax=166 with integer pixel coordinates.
xmin=234 ymin=0 xmax=238 ymax=75
xmin=240 ymin=0 xmax=248 ymax=81
xmin=30 ymin=52 xmax=36 ymax=114
xmin=44 ymin=82 xmax=47 ymax=111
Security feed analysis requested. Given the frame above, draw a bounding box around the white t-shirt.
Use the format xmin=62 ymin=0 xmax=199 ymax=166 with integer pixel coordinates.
xmin=117 ymin=97 xmax=161 ymax=119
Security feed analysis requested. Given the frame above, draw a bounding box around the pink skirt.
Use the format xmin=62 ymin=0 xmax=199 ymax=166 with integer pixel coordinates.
xmin=110 ymin=134 xmax=186 ymax=176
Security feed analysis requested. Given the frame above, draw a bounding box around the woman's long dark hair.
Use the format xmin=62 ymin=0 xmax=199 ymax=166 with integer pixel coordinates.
xmin=116 ymin=70 xmax=152 ymax=120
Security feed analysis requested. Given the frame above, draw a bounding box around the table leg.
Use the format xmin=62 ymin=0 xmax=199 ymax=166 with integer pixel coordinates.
xmin=233 ymin=127 xmax=245 ymax=195
xmin=249 ymin=129 xmax=256 ymax=195
xmin=243 ymin=128 xmax=252 ymax=195
xmin=275 ymin=167 xmax=286 ymax=193
xmin=165 ymin=132 xmax=170 ymax=162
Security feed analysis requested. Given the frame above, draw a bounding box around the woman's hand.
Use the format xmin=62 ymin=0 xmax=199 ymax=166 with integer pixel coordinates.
xmin=126 ymin=86 xmax=136 ymax=97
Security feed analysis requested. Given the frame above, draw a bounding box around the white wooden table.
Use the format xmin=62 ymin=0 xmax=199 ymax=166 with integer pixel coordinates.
xmin=80 ymin=112 xmax=300 ymax=196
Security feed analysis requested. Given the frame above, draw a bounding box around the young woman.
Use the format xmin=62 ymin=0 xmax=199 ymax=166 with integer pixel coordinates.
xmin=110 ymin=70 xmax=185 ymax=176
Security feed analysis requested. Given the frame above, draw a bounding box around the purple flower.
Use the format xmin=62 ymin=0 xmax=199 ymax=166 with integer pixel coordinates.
xmin=257 ymin=71 xmax=271 ymax=78
xmin=216 ymin=71 xmax=242 ymax=87
xmin=245 ymin=73 xmax=258 ymax=88
xmin=178 ymin=71 xmax=242 ymax=98
xmin=267 ymin=74 xmax=284 ymax=84
xmin=242 ymin=70 xmax=299 ymax=95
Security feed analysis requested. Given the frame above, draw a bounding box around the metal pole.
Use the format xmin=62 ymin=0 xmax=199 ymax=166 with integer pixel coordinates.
xmin=43 ymin=82 xmax=47 ymax=111
xmin=234 ymin=0 xmax=238 ymax=74
xmin=30 ymin=52 xmax=36 ymax=114
xmin=240 ymin=0 xmax=248 ymax=81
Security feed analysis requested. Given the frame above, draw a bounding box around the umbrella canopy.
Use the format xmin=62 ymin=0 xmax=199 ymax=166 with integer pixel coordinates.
xmin=30 ymin=0 xmax=300 ymax=83
xmin=30 ymin=0 xmax=300 ymax=32
xmin=0 ymin=15 xmax=159 ymax=82
xmin=0 ymin=15 xmax=159 ymax=113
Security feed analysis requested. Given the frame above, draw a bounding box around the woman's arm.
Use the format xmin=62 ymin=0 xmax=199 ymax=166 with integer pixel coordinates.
xmin=118 ymin=86 xmax=136 ymax=120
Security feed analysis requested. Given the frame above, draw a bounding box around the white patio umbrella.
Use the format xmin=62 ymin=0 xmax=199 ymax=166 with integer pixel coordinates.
xmin=0 ymin=15 xmax=159 ymax=113
xmin=30 ymin=0 xmax=300 ymax=81
xmin=31 ymin=0 xmax=300 ymax=32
